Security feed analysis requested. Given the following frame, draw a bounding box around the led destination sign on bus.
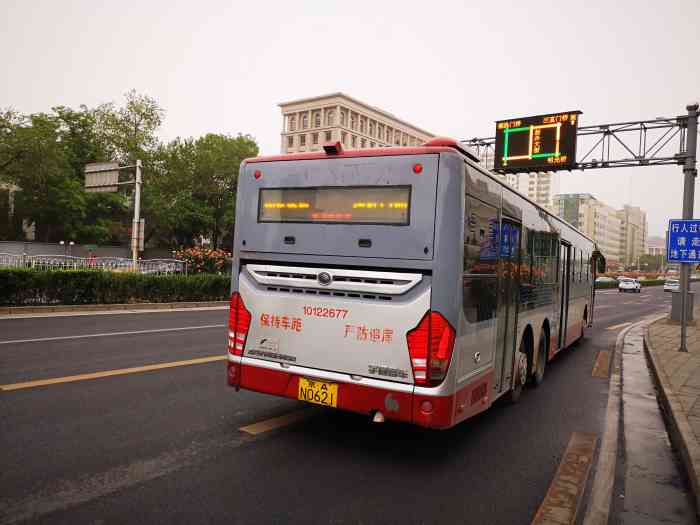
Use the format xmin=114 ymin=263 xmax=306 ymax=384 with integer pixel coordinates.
xmin=493 ymin=111 xmax=581 ymax=172
xmin=258 ymin=186 xmax=411 ymax=225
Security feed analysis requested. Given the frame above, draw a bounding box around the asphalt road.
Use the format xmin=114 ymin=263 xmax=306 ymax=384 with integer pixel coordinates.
xmin=0 ymin=285 xmax=689 ymax=524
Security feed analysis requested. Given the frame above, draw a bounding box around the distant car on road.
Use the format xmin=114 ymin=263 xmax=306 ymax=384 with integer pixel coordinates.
xmin=618 ymin=277 xmax=641 ymax=293
xmin=595 ymin=276 xmax=617 ymax=284
xmin=664 ymin=279 xmax=680 ymax=292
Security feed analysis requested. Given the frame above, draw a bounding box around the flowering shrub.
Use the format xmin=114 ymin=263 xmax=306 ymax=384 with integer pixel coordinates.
xmin=175 ymin=247 xmax=231 ymax=274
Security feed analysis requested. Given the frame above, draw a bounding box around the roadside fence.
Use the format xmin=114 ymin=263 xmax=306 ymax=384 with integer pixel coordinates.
xmin=0 ymin=254 xmax=186 ymax=275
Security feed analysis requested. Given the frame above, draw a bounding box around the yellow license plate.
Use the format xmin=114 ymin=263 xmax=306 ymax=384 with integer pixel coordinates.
xmin=298 ymin=377 xmax=338 ymax=408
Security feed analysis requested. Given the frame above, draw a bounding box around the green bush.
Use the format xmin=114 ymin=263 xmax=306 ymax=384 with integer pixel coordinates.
xmin=0 ymin=268 xmax=231 ymax=306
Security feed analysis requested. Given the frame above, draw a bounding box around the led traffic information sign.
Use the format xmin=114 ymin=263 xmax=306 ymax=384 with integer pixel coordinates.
xmin=493 ymin=111 xmax=581 ymax=172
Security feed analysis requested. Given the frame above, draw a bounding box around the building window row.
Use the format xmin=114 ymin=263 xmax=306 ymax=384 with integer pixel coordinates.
xmin=287 ymin=131 xmax=334 ymax=149
xmin=285 ymin=106 xmax=423 ymax=147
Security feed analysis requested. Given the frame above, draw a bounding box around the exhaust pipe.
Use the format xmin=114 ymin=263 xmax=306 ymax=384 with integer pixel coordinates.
xmin=372 ymin=411 xmax=385 ymax=423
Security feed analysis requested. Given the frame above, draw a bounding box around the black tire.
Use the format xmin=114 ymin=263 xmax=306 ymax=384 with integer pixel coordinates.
xmin=532 ymin=333 xmax=547 ymax=387
xmin=507 ymin=340 xmax=528 ymax=403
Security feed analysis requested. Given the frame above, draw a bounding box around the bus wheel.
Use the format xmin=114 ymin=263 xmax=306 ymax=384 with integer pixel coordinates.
xmin=532 ymin=334 xmax=547 ymax=387
xmin=507 ymin=345 xmax=528 ymax=403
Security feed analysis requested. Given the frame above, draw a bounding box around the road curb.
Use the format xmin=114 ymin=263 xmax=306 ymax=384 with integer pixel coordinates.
xmin=1 ymin=301 xmax=228 ymax=316
xmin=582 ymin=321 xmax=637 ymax=525
xmin=643 ymin=317 xmax=700 ymax=517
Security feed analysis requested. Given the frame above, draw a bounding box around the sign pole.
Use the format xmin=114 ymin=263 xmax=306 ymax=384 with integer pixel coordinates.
xmin=680 ymin=103 xmax=699 ymax=352
xmin=132 ymin=160 xmax=143 ymax=271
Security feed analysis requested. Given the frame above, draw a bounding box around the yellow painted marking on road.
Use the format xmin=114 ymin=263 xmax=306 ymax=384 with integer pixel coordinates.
xmin=606 ymin=322 xmax=632 ymax=331
xmin=531 ymin=432 xmax=598 ymax=525
xmin=239 ymin=409 xmax=315 ymax=435
xmin=0 ymin=355 xmax=226 ymax=392
xmin=592 ymin=351 xmax=611 ymax=378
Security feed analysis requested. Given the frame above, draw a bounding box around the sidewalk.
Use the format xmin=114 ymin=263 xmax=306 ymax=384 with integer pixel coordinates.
xmin=645 ymin=307 xmax=700 ymax=514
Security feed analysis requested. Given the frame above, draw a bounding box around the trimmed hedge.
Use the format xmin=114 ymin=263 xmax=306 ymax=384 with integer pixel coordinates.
xmin=0 ymin=268 xmax=230 ymax=306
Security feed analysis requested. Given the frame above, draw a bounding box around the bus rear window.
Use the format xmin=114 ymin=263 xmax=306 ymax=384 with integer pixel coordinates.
xmin=258 ymin=186 xmax=411 ymax=225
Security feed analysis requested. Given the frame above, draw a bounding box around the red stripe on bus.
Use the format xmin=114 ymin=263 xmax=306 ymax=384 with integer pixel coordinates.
xmin=244 ymin=146 xmax=455 ymax=164
xmin=238 ymin=363 xmax=414 ymax=424
xmin=238 ymin=363 xmax=495 ymax=429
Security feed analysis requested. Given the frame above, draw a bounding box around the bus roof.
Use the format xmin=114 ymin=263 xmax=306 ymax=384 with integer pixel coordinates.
xmin=244 ymin=138 xmax=596 ymax=247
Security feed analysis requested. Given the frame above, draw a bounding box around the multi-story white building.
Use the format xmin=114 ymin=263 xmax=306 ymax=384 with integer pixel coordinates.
xmin=279 ymin=93 xmax=434 ymax=154
xmin=553 ymin=193 xmax=622 ymax=265
xmin=647 ymin=235 xmax=666 ymax=257
xmin=522 ymin=172 xmax=560 ymax=211
xmin=616 ymin=205 xmax=648 ymax=268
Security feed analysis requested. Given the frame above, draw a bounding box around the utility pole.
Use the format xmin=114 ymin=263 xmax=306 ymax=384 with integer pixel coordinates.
xmin=84 ymin=160 xmax=144 ymax=271
xmin=131 ymin=160 xmax=143 ymax=270
xmin=679 ymin=103 xmax=699 ymax=352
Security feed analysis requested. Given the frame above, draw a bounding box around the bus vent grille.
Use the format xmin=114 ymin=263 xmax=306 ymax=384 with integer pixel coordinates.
xmin=262 ymin=272 xmax=404 ymax=286
xmin=265 ymin=286 xmax=393 ymax=301
xmin=246 ymin=264 xmax=422 ymax=296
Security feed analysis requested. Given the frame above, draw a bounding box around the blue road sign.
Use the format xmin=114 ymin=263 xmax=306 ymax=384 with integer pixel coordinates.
xmin=667 ymin=219 xmax=700 ymax=263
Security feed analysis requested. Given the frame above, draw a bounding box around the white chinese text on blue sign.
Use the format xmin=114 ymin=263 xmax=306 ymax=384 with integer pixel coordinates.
xmin=667 ymin=219 xmax=700 ymax=263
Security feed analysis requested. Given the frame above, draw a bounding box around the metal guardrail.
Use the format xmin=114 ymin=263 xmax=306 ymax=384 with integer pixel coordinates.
xmin=0 ymin=254 xmax=186 ymax=275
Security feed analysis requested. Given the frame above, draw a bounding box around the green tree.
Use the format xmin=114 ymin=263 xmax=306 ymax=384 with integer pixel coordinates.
xmin=638 ymin=254 xmax=664 ymax=272
xmin=95 ymin=90 xmax=164 ymax=164
xmin=0 ymin=112 xmax=86 ymax=241
xmin=191 ymin=133 xmax=258 ymax=248
xmin=146 ymin=133 xmax=258 ymax=248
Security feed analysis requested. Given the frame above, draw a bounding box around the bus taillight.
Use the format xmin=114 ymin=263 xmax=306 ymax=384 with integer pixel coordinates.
xmin=406 ymin=311 xmax=455 ymax=386
xmin=228 ymin=292 xmax=252 ymax=356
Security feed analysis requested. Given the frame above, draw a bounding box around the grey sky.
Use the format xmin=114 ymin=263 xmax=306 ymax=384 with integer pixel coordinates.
xmin=2 ymin=0 xmax=698 ymax=236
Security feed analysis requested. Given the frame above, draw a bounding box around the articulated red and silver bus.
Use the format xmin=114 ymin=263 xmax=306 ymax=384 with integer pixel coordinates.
xmin=226 ymin=138 xmax=602 ymax=429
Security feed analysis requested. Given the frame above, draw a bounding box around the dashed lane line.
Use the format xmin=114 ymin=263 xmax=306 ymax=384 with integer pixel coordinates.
xmin=239 ymin=409 xmax=317 ymax=435
xmin=606 ymin=322 xmax=632 ymax=331
xmin=0 ymin=355 xmax=226 ymax=392
xmin=0 ymin=324 xmax=226 ymax=346
xmin=592 ymin=351 xmax=611 ymax=378
xmin=531 ymin=432 xmax=598 ymax=524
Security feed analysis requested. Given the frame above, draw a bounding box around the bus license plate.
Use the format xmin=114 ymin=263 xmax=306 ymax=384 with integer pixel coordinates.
xmin=298 ymin=378 xmax=338 ymax=408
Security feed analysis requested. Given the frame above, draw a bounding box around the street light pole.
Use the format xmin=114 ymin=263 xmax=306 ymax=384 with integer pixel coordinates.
xmin=131 ymin=160 xmax=143 ymax=270
xmin=679 ymin=103 xmax=699 ymax=352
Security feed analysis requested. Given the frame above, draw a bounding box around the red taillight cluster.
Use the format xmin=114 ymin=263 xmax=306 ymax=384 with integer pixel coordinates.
xmin=228 ymin=292 xmax=251 ymax=356
xmin=406 ymin=311 xmax=456 ymax=386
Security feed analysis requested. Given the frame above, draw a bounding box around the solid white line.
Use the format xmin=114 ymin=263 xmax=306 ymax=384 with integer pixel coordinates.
xmin=0 ymin=324 xmax=226 ymax=346
xmin=0 ymin=306 xmax=227 ymax=320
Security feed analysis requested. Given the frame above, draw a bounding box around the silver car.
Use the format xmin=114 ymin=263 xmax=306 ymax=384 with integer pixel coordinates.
xmin=664 ymin=279 xmax=680 ymax=292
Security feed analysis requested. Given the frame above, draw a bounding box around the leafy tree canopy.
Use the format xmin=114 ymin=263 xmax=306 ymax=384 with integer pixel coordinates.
xmin=0 ymin=91 xmax=257 ymax=248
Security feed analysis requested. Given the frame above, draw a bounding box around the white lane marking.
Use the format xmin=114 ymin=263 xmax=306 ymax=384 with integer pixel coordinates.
xmin=0 ymin=306 xmax=227 ymax=320
xmin=0 ymin=324 xmax=226 ymax=346
xmin=606 ymin=322 xmax=632 ymax=331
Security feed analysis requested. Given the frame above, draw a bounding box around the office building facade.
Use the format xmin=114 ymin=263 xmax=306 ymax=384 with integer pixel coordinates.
xmin=616 ymin=205 xmax=648 ymax=268
xmin=279 ymin=93 xmax=434 ymax=154
xmin=553 ymin=193 xmax=622 ymax=265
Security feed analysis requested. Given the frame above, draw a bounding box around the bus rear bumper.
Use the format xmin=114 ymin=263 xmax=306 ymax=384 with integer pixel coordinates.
xmin=234 ymin=358 xmax=415 ymax=424
xmin=230 ymin=358 xmax=490 ymax=430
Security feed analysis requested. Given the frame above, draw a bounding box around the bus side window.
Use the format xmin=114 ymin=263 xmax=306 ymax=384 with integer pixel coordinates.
xmin=463 ymin=197 xmax=498 ymax=324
